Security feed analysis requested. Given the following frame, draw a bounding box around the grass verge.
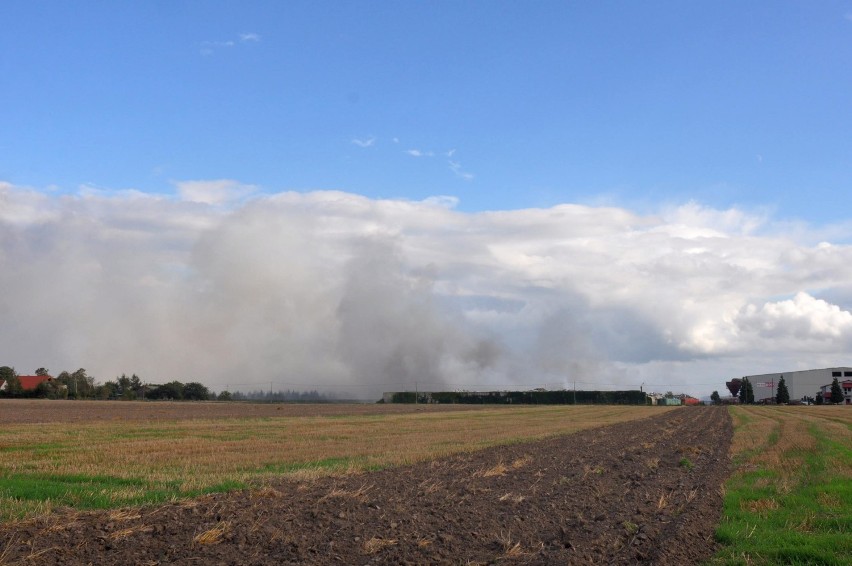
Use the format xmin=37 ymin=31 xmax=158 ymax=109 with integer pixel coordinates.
xmin=709 ymin=406 xmax=851 ymax=565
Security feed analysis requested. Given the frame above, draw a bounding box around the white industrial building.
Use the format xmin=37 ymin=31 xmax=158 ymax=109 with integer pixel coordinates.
xmin=742 ymin=367 xmax=852 ymax=402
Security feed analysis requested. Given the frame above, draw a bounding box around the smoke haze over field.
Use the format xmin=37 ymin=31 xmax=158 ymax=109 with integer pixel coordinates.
xmin=2 ymin=181 xmax=852 ymax=399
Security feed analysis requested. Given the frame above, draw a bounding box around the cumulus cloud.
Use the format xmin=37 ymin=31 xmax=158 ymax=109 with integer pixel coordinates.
xmin=2 ymin=181 xmax=852 ymax=398
xmin=175 ymin=179 xmax=258 ymax=205
xmin=735 ymin=292 xmax=852 ymax=343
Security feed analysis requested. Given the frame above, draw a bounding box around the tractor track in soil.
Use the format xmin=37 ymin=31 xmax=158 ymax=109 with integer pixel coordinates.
xmin=0 ymin=407 xmax=732 ymax=565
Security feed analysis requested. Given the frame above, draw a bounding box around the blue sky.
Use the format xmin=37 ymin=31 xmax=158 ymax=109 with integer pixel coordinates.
xmin=3 ymin=2 xmax=852 ymax=398
xmin=2 ymin=1 xmax=851 ymax=219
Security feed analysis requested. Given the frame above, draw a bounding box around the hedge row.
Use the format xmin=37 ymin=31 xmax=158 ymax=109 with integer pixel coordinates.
xmin=388 ymin=390 xmax=646 ymax=405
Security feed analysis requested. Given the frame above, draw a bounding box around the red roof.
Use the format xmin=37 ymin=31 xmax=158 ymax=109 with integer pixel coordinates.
xmin=17 ymin=375 xmax=53 ymax=391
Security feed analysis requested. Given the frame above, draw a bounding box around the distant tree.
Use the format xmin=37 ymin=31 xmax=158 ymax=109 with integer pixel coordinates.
xmin=830 ymin=377 xmax=844 ymax=404
xmin=147 ymin=381 xmax=184 ymax=400
xmin=726 ymin=379 xmax=742 ymax=398
xmin=226 ymin=388 xmax=334 ymax=403
xmin=182 ymin=382 xmax=210 ymax=401
xmin=815 ymin=392 xmax=824 ymax=405
xmin=95 ymin=382 xmax=114 ymax=400
xmin=35 ymin=367 xmax=50 ymax=376
xmin=710 ymin=391 xmax=721 ymax=405
xmin=739 ymin=377 xmax=754 ymax=405
xmin=68 ymin=368 xmax=94 ymax=399
xmin=35 ymin=379 xmax=67 ymax=400
xmin=0 ymin=366 xmax=14 ymax=383
xmin=775 ymin=376 xmax=790 ymax=405
xmin=217 ymin=390 xmax=232 ymax=401
xmin=129 ymin=374 xmax=143 ymax=395
xmin=0 ymin=366 xmax=22 ymax=397
xmin=113 ymin=374 xmax=137 ymax=400
xmin=54 ymin=371 xmax=72 ymax=394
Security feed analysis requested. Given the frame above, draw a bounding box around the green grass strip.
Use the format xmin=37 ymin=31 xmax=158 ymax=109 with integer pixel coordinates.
xmin=710 ymin=409 xmax=852 ymax=565
xmin=0 ymin=472 xmax=248 ymax=520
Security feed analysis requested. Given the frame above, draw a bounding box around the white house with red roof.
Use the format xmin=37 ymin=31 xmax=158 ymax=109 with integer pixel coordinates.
xmin=0 ymin=374 xmax=55 ymax=392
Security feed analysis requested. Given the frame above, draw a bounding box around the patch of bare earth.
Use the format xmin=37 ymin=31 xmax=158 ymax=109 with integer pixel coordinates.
xmin=0 ymin=407 xmax=731 ymax=565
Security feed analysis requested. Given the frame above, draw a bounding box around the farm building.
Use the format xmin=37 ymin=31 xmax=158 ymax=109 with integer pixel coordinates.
xmin=0 ymin=375 xmax=55 ymax=392
xmin=741 ymin=367 xmax=852 ymax=403
xmin=18 ymin=375 xmax=55 ymax=391
xmin=818 ymin=380 xmax=852 ymax=405
xmin=646 ymin=393 xmax=698 ymax=406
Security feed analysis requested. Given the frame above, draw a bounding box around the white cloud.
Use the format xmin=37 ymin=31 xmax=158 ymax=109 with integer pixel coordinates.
xmin=449 ymin=160 xmax=474 ymax=181
xmin=406 ymin=149 xmax=433 ymax=157
xmin=2 ymin=181 xmax=851 ymax=399
xmin=200 ymin=34 xmax=260 ymax=55
xmin=735 ymin=292 xmax=852 ymax=343
xmin=0 ymin=182 xmax=55 ymax=226
xmin=174 ymin=179 xmax=257 ymax=205
xmin=351 ymin=137 xmax=376 ymax=148
xmin=422 ymin=195 xmax=459 ymax=209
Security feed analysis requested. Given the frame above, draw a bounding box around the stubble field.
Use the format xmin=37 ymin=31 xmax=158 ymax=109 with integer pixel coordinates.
xmin=0 ymin=400 xmax=671 ymax=522
xmin=0 ymin=400 xmax=848 ymax=565
xmin=0 ymin=401 xmax=727 ymax=565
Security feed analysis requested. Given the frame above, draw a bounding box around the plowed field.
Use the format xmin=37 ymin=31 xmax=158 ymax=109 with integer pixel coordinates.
xmin=0 ymin=407 xmax=731 ymax=565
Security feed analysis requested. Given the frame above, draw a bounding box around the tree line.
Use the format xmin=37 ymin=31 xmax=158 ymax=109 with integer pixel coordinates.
xmin=0 ymin=366 xmax=213 ymax=401
xmin=0 ymin=366 xmax=336 ymax=402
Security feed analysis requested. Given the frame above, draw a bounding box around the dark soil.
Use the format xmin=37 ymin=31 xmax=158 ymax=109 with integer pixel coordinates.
xmin=0 ymin=407 xmax=732 ymax=565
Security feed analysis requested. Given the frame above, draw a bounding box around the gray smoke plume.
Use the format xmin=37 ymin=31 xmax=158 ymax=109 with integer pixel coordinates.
xmin=3 ymin=182 xmax=852 ymax=399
